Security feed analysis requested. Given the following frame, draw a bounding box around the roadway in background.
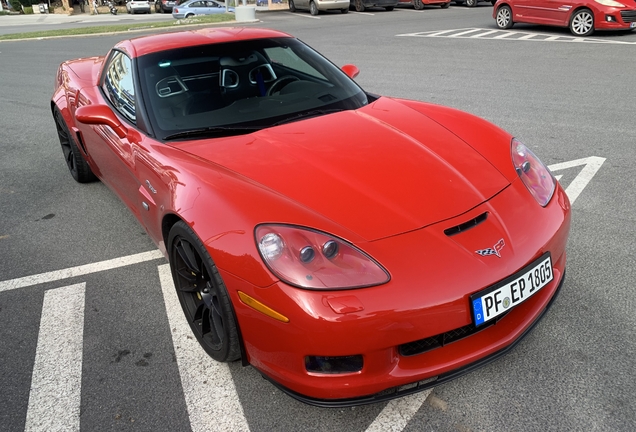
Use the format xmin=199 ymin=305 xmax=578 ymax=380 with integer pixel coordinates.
xmin=1 ymin=6 xmax=635 ymax=431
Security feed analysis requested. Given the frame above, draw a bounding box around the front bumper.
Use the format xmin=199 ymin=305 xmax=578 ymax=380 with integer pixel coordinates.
xmin=225 ymin=180 xmax=571 ymax=404
xmin=264 ymin=271 xmax=565 ymax=407
xmin=594 ymin=8 xmax=636 ymax=31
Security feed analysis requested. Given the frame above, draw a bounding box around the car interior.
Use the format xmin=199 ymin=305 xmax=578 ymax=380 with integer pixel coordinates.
xmin=142 ymin=49 xmax=342 ymax=135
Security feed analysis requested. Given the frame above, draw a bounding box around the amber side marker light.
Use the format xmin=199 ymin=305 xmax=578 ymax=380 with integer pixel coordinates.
xmin=238 ymin=291 xmax=290 ymax=323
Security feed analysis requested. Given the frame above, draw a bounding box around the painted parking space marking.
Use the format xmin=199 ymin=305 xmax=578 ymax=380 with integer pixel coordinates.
xmin=365 ymin=391 xmax=432 ymax=432
xmin=0 ymin=250 xmax=164 ymax=293
xmin=548 ymin=156 xmax=606 ymax=204
xmin=0 ymin=155 xmax=607 ymax=431
xmin=158 ymin=264 xmax=250 ymax=432
xmin=24 ymin=283 xmax=85 ymax=432
xmin=397 ymin=28 xmax=636 ymax=44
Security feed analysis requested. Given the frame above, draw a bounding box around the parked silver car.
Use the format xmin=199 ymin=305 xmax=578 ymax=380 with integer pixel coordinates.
xmin=289 ymin=0 xmax=349 ymax=15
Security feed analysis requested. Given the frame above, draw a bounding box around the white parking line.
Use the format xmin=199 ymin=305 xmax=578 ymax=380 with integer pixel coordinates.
xmin=471 ymin=30 xmax=498 ymax=38
xmin=493 ymin=32 xmax=517 ymax=39
xmin=287 ymin=12 xmax=320 ymax=19
xmin=397 ymin=28 xmax=636 ymax=44
xmin=158 ymin=264 xmax=250 ymax=432
xmin=0 ymin=250 xmax=164 ymax=293
xmin=24 ymin=283 xmax=86 ymax=432
xmin=365 ymin=391 xmax=432 ymax=432
xmin=548 ymin=156 xmax=606 ymax=204
xmin=449 ymin=28 xmax=481 ymax=37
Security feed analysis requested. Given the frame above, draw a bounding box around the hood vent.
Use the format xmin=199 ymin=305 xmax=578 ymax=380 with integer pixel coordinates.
xmin=444 ymin=212 xmax=489 ymax=237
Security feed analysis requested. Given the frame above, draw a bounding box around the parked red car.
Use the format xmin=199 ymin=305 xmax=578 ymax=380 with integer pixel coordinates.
xmin=494 ymin=0 xmax=636 ymax=36
xmin=52 ymin=27 xmax=570 ymax=406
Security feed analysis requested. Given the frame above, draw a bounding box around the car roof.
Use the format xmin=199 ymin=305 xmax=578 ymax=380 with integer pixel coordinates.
xmin=115 ymin=27 xmax=293 ymax=58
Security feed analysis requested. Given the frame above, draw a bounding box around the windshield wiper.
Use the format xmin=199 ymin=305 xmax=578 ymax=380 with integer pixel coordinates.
xmin=272 ymin=108 xmax=345 ymax=126
xmin=163 ymin=126 xmax=262 ymax=141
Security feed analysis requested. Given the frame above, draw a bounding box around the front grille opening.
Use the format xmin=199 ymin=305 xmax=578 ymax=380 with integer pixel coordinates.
xmin=305 ymin=355 xmax=363 ymax=374
xmin=444 ymin=212 xmax=489 ymax=237
xmin=399 ymin=319 xmax=497 ymax=357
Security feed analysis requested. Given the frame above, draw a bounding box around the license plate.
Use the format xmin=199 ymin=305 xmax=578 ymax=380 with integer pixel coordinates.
xmin=471 ymin=253 xmax=553 ymax=326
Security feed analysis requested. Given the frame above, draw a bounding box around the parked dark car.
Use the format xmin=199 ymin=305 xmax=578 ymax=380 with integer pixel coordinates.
xmin=155 ymin=0 xmax=179 ymax=12
xmin=351 ymin=0 xmax=398 ymax=10
xmin=454 ymin=0 xmax=494 ymax=6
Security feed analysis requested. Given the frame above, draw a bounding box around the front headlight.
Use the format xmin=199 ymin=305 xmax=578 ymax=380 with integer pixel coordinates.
xmin=511 ymin=138 xmax=555 ymax=207
xmin=255 ymin=224 xmax=390 ymax=290
xmin=594 ymin=0 xmax=625 ymax=7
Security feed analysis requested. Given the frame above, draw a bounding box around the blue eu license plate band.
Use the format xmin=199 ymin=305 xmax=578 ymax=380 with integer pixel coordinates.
xmin=471 ymin=252 xmax=553 ymax=326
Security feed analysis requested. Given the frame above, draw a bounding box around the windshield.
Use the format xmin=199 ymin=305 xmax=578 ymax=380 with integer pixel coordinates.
xmin=136 ymin=37 xmax=368 ymax=140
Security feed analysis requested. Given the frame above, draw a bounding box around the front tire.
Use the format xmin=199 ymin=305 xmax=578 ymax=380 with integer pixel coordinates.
xmin=289 ymin=0 xmax=296 ymax=11
xmin=465 ymin=0 xmax=477 ymax=6
xmin=570 ymin=9 xmax=594 ymax=36
xmin=53 ymin=107 xmax=96 ymax=183
xmin=310 ymin=0 xmax=319 ymax=14
xmin=495 ymin=5 xmax=513 ymax=29
xmin=413 ymin=0 xmax=424 ymax=10
xmin=168 ymin=221 xmax=242 ymax=363
xmin=440 ymin=1 xmax=449 ymax=8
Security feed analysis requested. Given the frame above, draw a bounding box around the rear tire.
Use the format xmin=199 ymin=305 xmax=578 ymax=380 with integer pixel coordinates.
xmin=354 ymin=0 xmax=365 ymax=11
xmin=289 ymin=0 xmax=296 ymax=11
xmin=440 ymin=1 xmax=449 ymax=7
xmin=309 ymin=0 xmax=319 ymax=14
xmin=465 ymin=0 xmax=477 ymax=6
xmin=413 ymin=0 xmax=424 ymax=10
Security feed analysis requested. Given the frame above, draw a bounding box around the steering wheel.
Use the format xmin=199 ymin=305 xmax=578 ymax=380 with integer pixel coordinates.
xmin=266 ymin=76 xmax=300 ymax=96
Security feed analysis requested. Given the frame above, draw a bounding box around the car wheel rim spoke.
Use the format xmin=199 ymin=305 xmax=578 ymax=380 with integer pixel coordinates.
xmin=176 ymin=239 xmax=201 ymax=275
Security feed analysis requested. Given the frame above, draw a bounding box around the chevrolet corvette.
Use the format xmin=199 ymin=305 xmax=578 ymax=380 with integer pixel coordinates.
xmin=51 ymin=27 xmax=571 ymax=407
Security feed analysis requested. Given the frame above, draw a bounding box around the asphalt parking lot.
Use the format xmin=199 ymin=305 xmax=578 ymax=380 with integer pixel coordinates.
xmin=1 ymin=6 xmax=635 ymax=431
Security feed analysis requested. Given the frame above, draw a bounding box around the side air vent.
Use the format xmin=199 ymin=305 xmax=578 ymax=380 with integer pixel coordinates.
xmin=444 ymin=212 xmax=488 ymax=237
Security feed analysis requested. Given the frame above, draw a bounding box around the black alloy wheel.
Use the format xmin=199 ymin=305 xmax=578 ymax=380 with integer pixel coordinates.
xmin=168 ymin=221 xmax=241 ymax=362
xmin=53 ymin=107 xmax=96 ymax=183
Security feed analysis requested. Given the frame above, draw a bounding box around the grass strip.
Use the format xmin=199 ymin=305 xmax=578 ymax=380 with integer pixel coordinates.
xmin=0 ymin=14 xmax=235 ymax=41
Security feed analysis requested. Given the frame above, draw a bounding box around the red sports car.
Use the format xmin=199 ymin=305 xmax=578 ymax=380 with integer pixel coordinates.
xmin=52 ymin=27 xmax=571 ymax=406
xmin=493 ymin=0 xmax=636 ymax=36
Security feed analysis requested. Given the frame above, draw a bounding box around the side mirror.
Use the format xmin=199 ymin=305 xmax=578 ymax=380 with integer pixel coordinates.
xmin=75 ymin=104 xmax=128 ymax=139
xmin=341 ymin=64 xmax=360 ymax=80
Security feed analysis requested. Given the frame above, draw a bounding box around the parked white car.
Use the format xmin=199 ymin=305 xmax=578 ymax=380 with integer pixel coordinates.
xmin=126 ymin=0 xmax=151 ymax=13
xmin=289 ymin=0 xmax=349 ymax=15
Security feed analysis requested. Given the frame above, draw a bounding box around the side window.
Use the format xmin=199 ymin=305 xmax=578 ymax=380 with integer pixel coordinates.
xmin=264 ymin=46 xmax=326 ymax=80
xmin=102 ymin=51 xmax=136 ymax=124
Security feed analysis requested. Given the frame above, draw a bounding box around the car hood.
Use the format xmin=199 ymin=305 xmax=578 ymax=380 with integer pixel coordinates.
xmin=174 ymin=97 xmax=509 ymax=241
